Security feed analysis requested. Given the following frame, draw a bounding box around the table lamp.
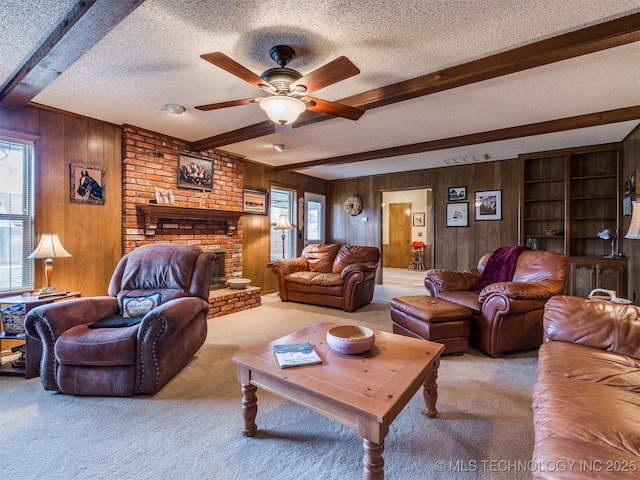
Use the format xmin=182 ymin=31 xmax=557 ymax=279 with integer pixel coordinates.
xmin=625 ymin=201 xmax=640 ymax=239
xmin=28 ymin=233 xmax=72 ymax=293
xmin=274 ymin=214 xmax=294 ymax=259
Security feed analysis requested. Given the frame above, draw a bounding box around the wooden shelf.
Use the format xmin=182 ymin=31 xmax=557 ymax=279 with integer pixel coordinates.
xmin=136 ymin=203 xmax=243 ymax=222
xmin=520 ymin=145 xmax=621 ymax=259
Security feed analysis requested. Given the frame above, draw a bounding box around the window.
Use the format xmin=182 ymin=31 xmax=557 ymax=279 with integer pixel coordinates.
xmin=270 ymin=186 xmax=296 ymax=261
xmin=0 ymin=137 xmax=34 ymax=293
xmin=304 ymin=192 xmax=325 ymax=245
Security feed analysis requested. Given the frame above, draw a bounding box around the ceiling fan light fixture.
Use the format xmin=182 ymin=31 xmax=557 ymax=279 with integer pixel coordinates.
xmin=259 ymin=96 xmax=306 ymax=125
xmin=165 ymin=104 xmax=185 ymax=114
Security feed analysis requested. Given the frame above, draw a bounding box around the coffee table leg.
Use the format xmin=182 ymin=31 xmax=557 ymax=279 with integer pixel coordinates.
xmin=363 ymin=438 xmax=384 ymax=479
xmin=241 ymin=383 xmax=258 ymax=437
xmin=422 ymin=357 xmax=440 ymax=418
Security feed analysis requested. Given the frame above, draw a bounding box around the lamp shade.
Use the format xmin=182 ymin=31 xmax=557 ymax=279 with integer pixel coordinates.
xmin=28 ymin=234 xmax=72 ymax=259
xmin=259 ymin=96 xmax=306 ymax=125
xmin=626 ymin=201 xmax=640 ymax=239
xmin=274 ymin=214 xmax=293 ymax=230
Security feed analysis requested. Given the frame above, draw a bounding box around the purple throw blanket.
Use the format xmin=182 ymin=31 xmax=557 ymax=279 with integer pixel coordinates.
xmin=472 ymin=246 xmax=530 ymax=294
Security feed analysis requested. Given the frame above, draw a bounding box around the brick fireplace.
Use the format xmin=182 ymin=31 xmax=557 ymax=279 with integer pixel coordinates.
xmin=121 ymin=125 xmax=261 ymax=317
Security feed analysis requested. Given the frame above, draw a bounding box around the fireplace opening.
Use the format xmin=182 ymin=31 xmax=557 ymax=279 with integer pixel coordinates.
xmin=208 ymin=249 xmax=226 ymax=290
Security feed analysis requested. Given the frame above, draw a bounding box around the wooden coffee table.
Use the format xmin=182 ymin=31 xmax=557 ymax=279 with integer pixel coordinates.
xmin=231 ymin=321 xmax=444 ymax=479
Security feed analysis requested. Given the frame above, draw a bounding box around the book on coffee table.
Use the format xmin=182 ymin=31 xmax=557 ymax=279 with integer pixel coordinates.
xmin=273 ymin=342 xmax=322 ymax=369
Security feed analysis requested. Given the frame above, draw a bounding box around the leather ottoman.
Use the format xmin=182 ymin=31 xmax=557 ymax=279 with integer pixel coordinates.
xmin=390 ymin=296 xmax=472 ymax=355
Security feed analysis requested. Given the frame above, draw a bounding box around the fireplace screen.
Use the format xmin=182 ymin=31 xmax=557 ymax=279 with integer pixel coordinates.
xmin=209 ymin=249 xmax=226 ymax=289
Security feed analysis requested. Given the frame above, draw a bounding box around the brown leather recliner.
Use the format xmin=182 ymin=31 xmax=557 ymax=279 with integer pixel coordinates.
xmin=24 ymin=243 xmax=215 ymax=396
xmin=424 ymin=249 xmax=569 ymax=357
xmin=272 ymin=244 xmax=380 ymax=312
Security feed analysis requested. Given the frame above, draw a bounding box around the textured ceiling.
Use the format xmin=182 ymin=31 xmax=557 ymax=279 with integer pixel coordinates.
xmin=2 ymin=0 xmax=640 ymax=179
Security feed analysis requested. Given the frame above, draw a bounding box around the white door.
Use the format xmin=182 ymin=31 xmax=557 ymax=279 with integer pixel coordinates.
xmin=304 ymin=192 xmax=325 ymax=245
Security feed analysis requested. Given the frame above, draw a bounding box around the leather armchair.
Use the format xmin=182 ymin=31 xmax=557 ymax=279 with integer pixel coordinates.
xmin=424 ymin=249 xmax=569 ymax=357
xmin=25 ymin=243 xmax=215 ymax=396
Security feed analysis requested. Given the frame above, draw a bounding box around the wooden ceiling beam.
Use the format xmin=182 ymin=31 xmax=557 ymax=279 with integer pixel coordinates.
xmin=0 ymin=0 xmax=145 ymax=110
xmin=274 ymin=106 xmax=640 ymax=172
xmin=192 ymin=12 xmax=640 ymax=152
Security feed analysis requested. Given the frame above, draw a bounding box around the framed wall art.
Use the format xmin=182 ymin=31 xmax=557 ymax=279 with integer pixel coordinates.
xmin=242 ymin=189 xmax=268 ymax=215
xmin=70 ymin=163 xmax=105 ymax=205
xmin=177 ymin=154 xmax=214 ymax=191
xmin=448 ymin=186 xmax=467 ymax=201
xmin=475 ymin=190 xmax=502 ymax=221
xmin=413 ymin=212 xmax=425 ymax=226
xmin=446 ymin=202 xmax=469 ymax=227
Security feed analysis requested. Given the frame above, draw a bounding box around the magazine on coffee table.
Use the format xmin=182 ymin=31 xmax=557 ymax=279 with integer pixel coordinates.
xmin=273 ymin=342 xmax=322 ymax=369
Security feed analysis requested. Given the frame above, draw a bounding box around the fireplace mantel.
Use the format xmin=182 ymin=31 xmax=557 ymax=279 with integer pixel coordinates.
xmin=137 ymin=203 xmax=243 ymax=221
xmin=136 ymin=203 xmax=242 ymax=235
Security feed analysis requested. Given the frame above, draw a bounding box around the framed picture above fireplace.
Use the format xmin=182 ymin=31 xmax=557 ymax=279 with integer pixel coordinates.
xmin=177 ymin=154 xmax=214 ymax=191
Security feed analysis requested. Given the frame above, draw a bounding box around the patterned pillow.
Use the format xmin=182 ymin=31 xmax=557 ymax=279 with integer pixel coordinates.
xmin=119 ymin=292 xmax=162 ymax=318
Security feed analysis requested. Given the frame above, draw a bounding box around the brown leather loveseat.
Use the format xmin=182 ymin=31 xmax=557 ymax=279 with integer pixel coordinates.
xmin=424 ymin=249 xmax=569 ymax=357
xmin=532 ymin=295 xmax=640 ymax=479
xmin=272 ymin=244 xmax=380 ymax=312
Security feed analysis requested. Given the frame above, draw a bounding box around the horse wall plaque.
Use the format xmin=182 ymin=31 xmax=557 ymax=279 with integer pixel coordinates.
xmin=70 ymin=163 xmax=105 ymax=205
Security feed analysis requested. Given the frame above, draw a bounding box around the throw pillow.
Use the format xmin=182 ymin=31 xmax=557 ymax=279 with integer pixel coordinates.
xmin=119 ymin=292 xmax=162 ymax=318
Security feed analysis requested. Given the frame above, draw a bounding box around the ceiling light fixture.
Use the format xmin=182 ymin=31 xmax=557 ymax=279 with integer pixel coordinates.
xmin=259 ymin=96 xmax=306 ymax=125
xmin=273 ymin=144 xmax=285 ymax=152
xmin=165 ymin=104 xmax=185 ymax=114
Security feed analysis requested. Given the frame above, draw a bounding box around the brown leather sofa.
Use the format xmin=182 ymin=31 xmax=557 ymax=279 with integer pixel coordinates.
xmin=272 ymin=244 xmax=380 ymax=312
xmin=533 ymin=295 xmax=640 ymax=479
xmin=424 ymin=249 xmax=569 ymax=357
xmin=24 ymin=243 xmax=215 ymax=396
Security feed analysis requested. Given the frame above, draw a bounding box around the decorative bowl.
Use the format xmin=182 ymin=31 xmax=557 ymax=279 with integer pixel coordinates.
xmin=227 ymin=278 xmax=251 ymax=290
xmin=326 ymin=325 xmax=375 ymax=355
xmin=544 ymin=229 xmax=563 ymax=237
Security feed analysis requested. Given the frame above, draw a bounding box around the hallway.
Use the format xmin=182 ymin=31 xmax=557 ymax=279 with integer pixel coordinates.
xmin=382 ymin=267 xmax=427 ymax=287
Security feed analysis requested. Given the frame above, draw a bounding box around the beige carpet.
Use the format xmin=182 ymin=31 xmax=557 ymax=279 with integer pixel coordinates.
xmin=0 ymin=285 xmax=537 ymax=480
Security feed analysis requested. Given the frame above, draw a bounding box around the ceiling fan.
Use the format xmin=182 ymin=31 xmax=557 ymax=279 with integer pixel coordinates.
xmin=195 ymin=45 xmax=365 ymax=126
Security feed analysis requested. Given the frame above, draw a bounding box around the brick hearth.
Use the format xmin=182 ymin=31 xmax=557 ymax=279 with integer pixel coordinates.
xmin=208 ymin=287 xmax=262 ymax=319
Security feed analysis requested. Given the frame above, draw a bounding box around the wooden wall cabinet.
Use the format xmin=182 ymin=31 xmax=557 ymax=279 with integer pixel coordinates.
xmin=521 ymin=144 xmax=627 ymax=298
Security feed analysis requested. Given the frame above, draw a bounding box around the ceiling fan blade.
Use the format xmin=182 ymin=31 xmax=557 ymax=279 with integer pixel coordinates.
xmin=290 ymin=56 xmax=360 ymax=94
xmin=195 ymin=98 xmax=260 ymax=111
xmin=302 ymin=97 xmax=365 ymax=121
xmin=200 ymin=52 xmax=268 ymax=89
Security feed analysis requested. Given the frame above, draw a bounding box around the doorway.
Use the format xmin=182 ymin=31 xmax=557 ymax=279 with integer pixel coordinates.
xmin=381 ymin=188 xmax=433 ymax=286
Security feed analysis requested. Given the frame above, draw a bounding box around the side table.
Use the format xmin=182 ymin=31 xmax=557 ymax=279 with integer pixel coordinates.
xmin=0 ymin=291 xmax=81 ymax=378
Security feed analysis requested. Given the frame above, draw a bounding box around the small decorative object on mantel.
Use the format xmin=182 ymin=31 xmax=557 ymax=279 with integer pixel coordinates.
xmin=199 ymin=189 xmax=208 ymax=208
xmin=154 ymin=186 xmax=175 ymax=204
xmin=343 ymin=195 xmax=363 ymax=216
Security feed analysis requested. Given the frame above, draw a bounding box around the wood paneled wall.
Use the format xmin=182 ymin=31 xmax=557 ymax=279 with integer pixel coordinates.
xmin=328 ymin=159 xmax=520 ymax=274
xmin=242 ymin=160 xmax=328 ymax=293
xmin=0 ymin=105 xmax=122 ymax=296
xmin=623 ymin=124 xmax=640 ymax=303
